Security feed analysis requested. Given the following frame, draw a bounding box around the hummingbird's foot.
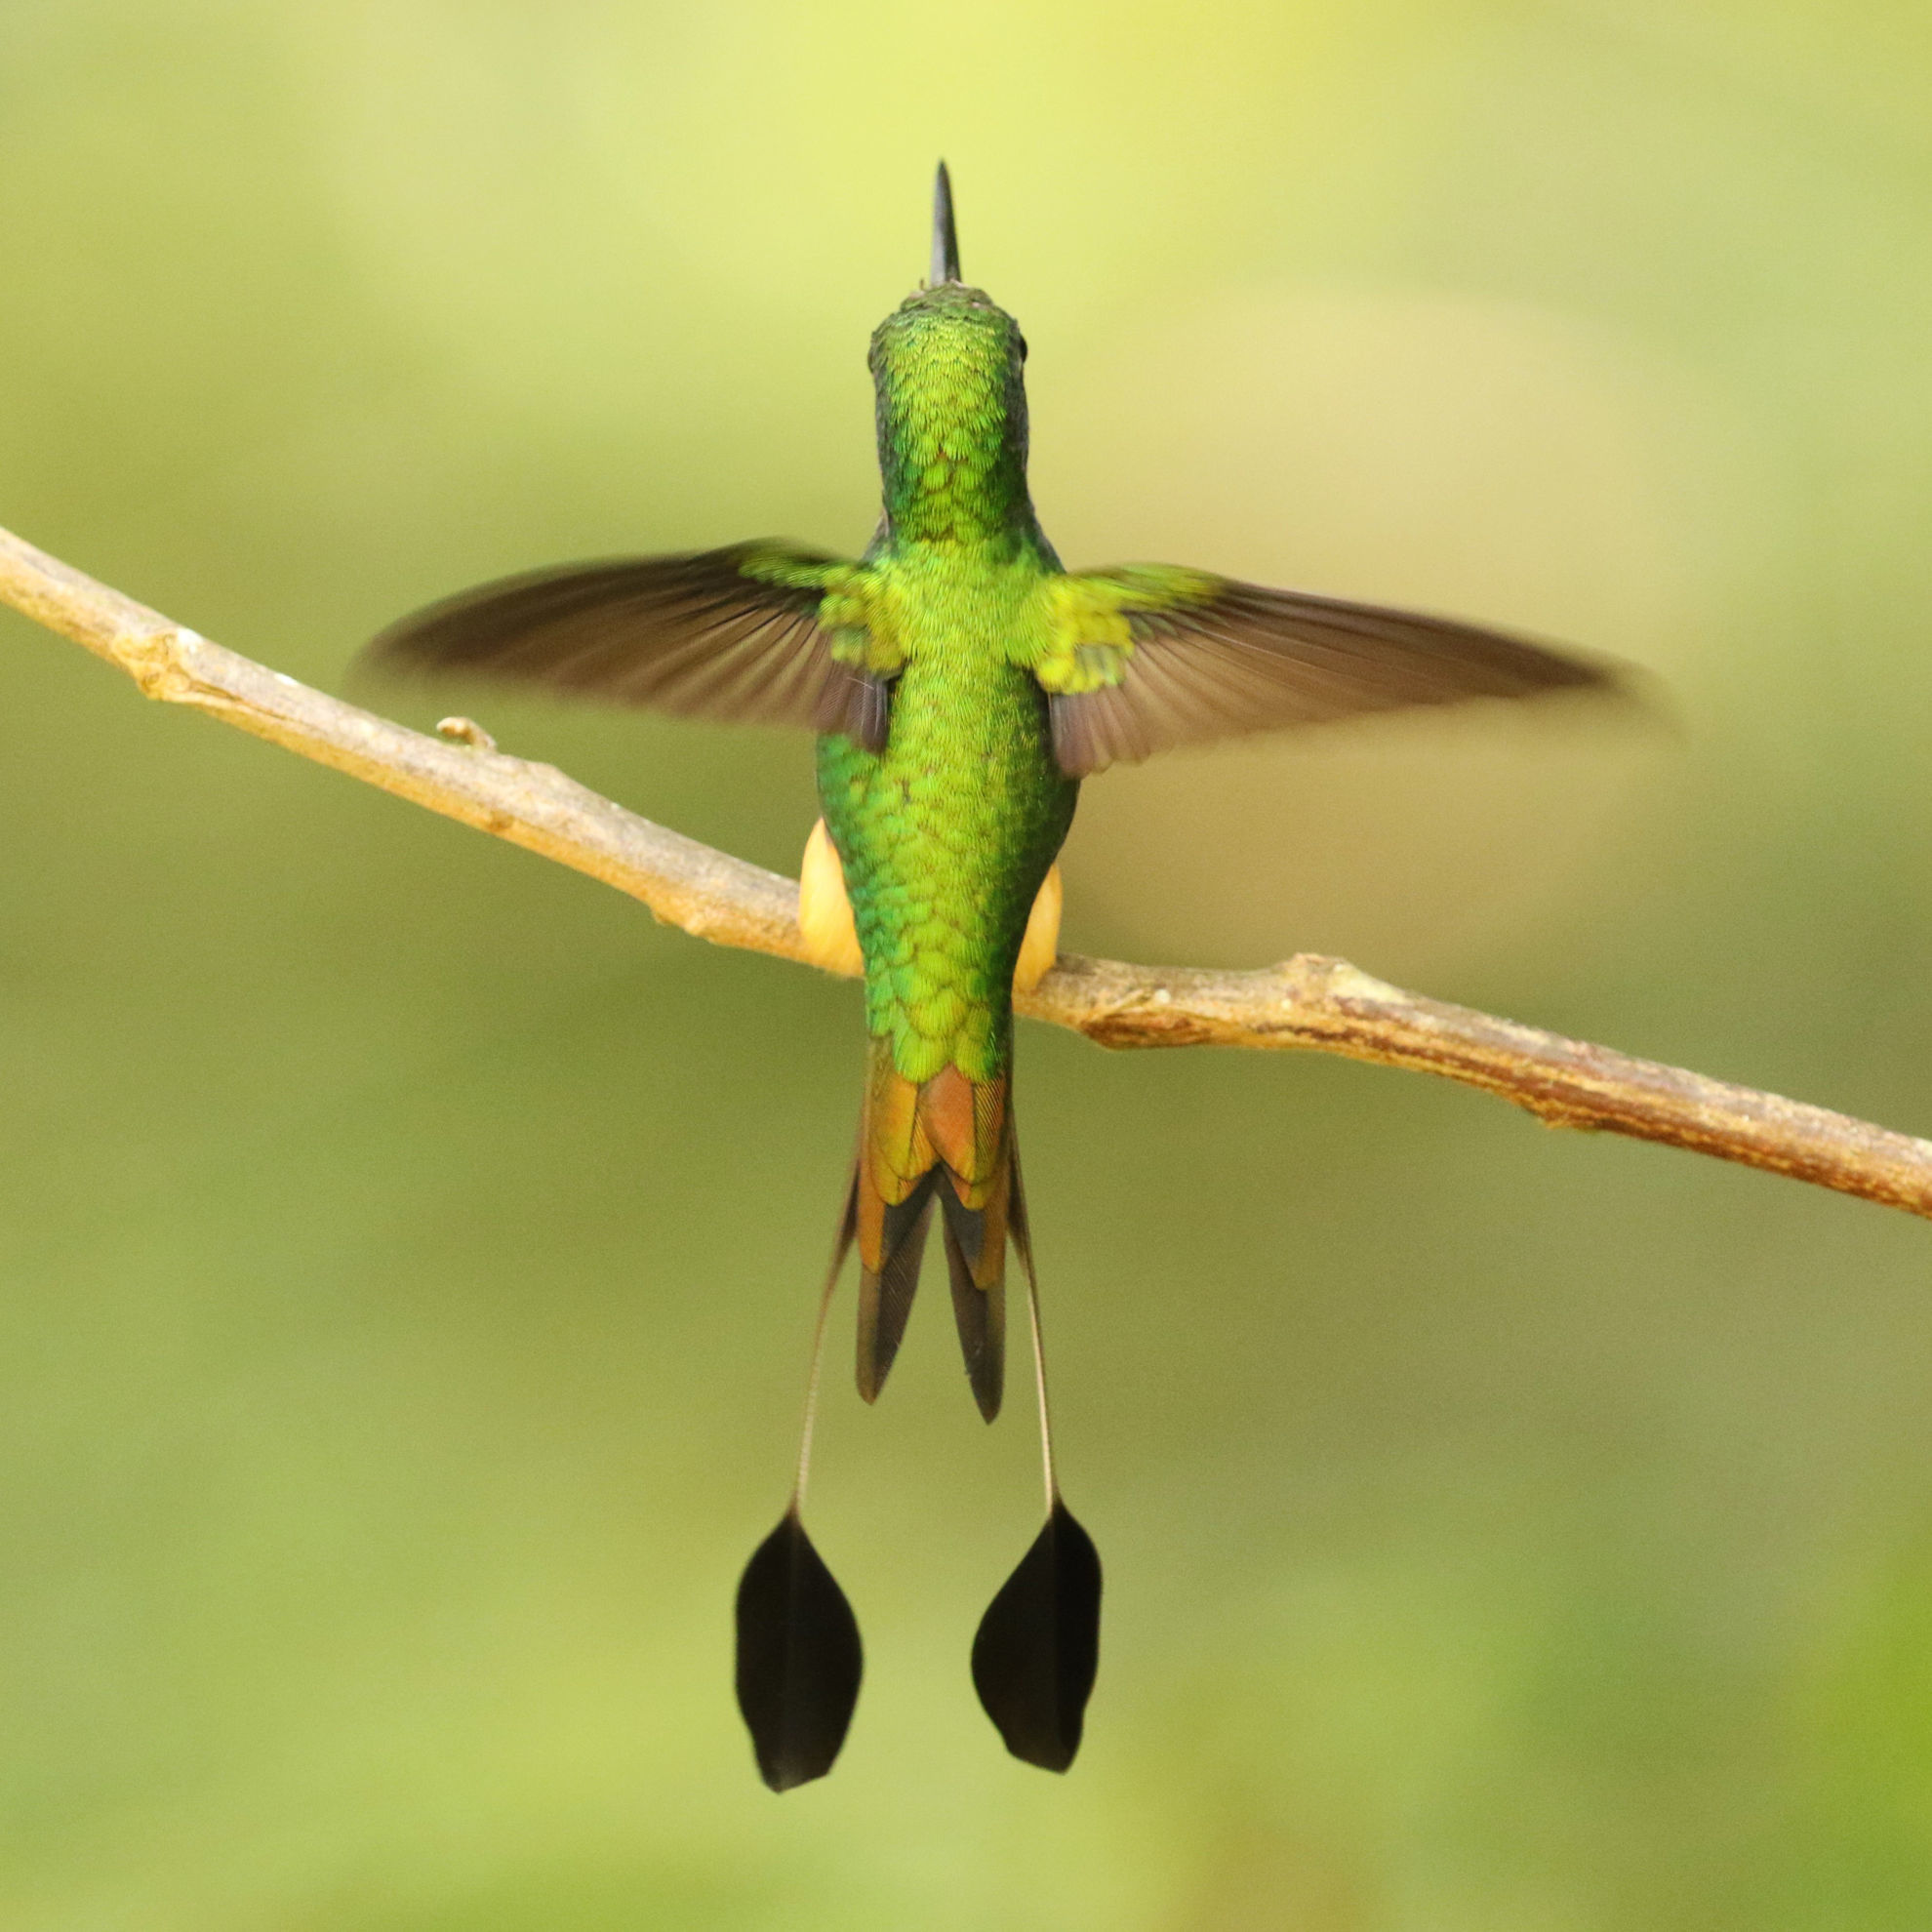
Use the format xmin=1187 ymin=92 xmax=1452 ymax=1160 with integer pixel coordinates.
xmin=798 ymin=817 xmax=1060 ymax=992
xmin=799 ymin=818 xmax=865 ymax=977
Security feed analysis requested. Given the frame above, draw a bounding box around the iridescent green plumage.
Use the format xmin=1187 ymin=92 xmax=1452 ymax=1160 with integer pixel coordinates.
xmin=827 ymin=284 xmax=1073 ymax=1084
xmin=367 ymin=163 xmax=1618 ymax=1787
xmin=816 ymin=281 xmax=1067 ymax=1420
xmin=369 ymin=249 xmax=1613 ymax=1416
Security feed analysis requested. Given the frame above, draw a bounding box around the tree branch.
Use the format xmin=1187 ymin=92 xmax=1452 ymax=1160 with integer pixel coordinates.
xmin=7 ymin=519 xmax=1930 ymax=1221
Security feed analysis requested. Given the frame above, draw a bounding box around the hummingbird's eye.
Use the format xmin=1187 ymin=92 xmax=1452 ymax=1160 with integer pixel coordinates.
xmin=1016 ymin=335 xmax=1029 ymax=362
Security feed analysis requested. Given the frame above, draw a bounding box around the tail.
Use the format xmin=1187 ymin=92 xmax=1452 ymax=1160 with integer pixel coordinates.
xmin=842 ymin=1037 xmax=1020 ymax=1421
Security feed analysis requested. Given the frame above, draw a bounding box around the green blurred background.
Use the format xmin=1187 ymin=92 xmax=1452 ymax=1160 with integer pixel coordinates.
xmin=5 ymin=1 xmax=1932 ymax=1925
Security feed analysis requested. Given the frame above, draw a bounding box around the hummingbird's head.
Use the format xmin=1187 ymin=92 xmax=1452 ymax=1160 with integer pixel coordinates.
xmin=866 ymin=165 xmax=1034 ymax=543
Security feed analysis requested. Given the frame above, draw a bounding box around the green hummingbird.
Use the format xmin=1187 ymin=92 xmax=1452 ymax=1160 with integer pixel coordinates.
xmin=370 ymin=163 xmax=1612 ymax=1790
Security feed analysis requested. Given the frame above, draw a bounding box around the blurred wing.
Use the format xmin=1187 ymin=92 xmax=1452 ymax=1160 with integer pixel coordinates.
xmin=366 ymin=543 xmax=888 ymax=747
xmin=1042 ymin=566 xmax=1619 ymax=778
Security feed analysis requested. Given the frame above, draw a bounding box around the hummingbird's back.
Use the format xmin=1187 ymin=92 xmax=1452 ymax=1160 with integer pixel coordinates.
xmin=815 ymin=275 xmax=1077 ymax=1425
xmin=365 ymin=164 xmax=1617 ymax=1791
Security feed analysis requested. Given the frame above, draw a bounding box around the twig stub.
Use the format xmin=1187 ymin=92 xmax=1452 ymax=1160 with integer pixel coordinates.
xmin=4 ymin=518 xmax=1929 ymax=1224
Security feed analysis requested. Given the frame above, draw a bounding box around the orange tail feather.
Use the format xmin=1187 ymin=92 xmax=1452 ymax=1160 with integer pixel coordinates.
xmin=852 ymin=1039 xmax=1016 ymax=1420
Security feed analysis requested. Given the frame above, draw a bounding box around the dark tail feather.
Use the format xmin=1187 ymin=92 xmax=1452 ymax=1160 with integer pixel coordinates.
xmin=829 ymin=1163 xmax=860 ymax=1277
xmin=969 ymin=1126 xmax=1105 ymax=1774
xmin=735 ymin=1506 xmax=864 ymax=1791
xmin=942 ymin=1190 xmax=1005 ymax=1423
xmin=853 ymin=1038 xmax=1016 ymax=1415
xmin=856 ymin=1174 xmax=938 ymax=1403
xmin=972 ymin=1500 xmax=1102 ymax=1773
xmin=1006 ymin=1126 xmax=1034 ymax=1280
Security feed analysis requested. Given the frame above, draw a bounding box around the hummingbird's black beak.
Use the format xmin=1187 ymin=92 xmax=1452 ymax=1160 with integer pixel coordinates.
xmin=930 ymin=161 xmax=961 ymax=286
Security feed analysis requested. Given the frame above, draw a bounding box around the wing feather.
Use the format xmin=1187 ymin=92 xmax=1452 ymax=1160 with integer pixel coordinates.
xmin=1047 ymin=569 xmax=1618 ymax=778
xmin=366 ymin=543 xmax=891 ymax=749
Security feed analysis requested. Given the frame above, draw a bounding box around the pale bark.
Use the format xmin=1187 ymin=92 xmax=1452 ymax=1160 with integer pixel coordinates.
xmin=7 ymin=520 xmax=1928 ymax=1221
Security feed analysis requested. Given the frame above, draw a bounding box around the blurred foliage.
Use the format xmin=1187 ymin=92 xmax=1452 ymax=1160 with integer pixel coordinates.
xmin=5 ymin=1 xmax=1932 ymax=1926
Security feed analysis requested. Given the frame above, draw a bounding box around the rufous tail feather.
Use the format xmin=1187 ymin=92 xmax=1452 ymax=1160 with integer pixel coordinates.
xmin=851 ymin=1039 xmax=1018 ymax=1421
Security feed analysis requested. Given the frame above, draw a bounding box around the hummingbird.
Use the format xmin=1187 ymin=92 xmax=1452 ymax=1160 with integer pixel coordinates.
xmin=369 ymin=164 xmax=1614 ymax=1790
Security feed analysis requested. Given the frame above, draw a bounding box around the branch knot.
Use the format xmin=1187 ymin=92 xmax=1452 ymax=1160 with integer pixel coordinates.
xmin=3 ymin=517 xmax=1930 ymax=1223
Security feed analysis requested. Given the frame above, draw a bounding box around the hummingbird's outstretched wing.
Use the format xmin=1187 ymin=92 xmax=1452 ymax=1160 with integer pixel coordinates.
xmin=1034 ymin=566 xmax=1620 ymax=779
xmin=366 ymin=543 xmax=891 ymax=748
